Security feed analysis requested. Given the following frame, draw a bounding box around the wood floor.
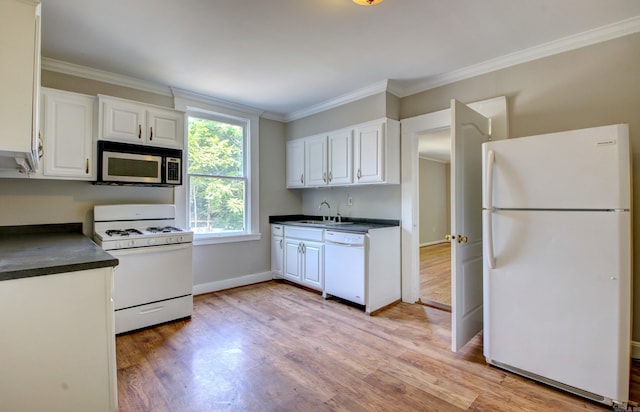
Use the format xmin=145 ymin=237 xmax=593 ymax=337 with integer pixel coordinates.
xmin=420 ymin=242 xmax=451 ymax=309
xmin=116 ymin=281 xmax=638 ymax=411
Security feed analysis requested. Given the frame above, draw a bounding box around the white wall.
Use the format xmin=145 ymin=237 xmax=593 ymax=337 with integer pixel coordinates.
xmin=419 ymin=158 xmax=449 ymax=245
xmin=402 ymin=32 xmax=640 ymax=341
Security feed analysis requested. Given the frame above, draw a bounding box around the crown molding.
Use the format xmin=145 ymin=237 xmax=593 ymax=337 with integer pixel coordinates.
xmin=283 ymin=79 xmax=390 ymax=122
xmin=392 ymin=15 xmax=640 ymax=98
xmin=41 ymin=57 xmax=173 ymax=96
xmin=171 ymin=87 xmax=264 ymax=118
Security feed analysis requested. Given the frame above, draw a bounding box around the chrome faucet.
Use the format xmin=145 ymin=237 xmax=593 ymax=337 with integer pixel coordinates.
xmin=318 ymin=200 xmax=331 ymax=221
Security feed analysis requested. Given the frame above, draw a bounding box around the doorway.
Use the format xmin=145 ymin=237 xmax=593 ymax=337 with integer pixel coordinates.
xmin=418 ymin=129 xmax=452 ymax=311
xmin=400 ymin=96 xmax=508 ymax=351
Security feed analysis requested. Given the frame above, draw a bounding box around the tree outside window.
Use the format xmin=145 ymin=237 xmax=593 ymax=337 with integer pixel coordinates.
xmin=187 ymin=115 xmax=246 ymax=234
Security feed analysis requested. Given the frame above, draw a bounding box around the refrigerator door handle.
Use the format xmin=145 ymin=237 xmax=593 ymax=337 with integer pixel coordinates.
xmin=484 ymin=210 xmax=496 ymax=269
xmin=485 ymin=149 xmax=496 ymax=269
xmin=485 ymin=149 xmax=495 ymax=210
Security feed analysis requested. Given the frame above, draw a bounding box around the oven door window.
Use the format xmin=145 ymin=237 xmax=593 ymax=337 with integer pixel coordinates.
xmin=103 ymin=151 xmax=162 ymax=183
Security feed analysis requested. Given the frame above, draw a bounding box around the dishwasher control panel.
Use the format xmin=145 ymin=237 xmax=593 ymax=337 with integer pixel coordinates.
xmin=325 ymin=230 xmax=365 ymax=245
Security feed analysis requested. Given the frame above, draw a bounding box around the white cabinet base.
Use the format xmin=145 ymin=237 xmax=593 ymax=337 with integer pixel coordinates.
xmin=0 ymin=268 xmax=117 ymax=412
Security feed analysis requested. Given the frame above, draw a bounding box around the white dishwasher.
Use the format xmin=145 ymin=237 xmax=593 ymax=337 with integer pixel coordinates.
xmin=324 ymin=230 xmax=366 ymax=305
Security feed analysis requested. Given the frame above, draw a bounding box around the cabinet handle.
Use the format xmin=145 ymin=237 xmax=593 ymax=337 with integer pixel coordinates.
xmin=302 ymin=243 xmax=306 ymax=254
xmin=357 ymin=169 xmax=362 ymax=179
xmin=323 ymin=172 xmax=327 ymax=183
xmin=149 ymin=126 xmax=153 ymax=141
xmin=85 ymin=158 xmax=89 ymax=174
xmin=300 ymin=174 xmax=304 ymax=184
xmin=328 ymin=171 xmax=332 ymax=182
xmin=138 ymin=125 xmax=142 ymax=139
xmin=37 ymin=132 xmax=44 ymax=159
xmin=279 ymin=239 xmax=283 ymax=249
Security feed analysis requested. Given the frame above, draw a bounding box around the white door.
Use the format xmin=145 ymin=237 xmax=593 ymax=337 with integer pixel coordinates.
xmin=327 ymin=129 xmax=352 ymax=185
xmin=450 ymin=99 xmax=490 ymax=352
xmin=354 ymin=122 xmax=384 ymax=183
xmin=147 ymin=107 xmax=183 ymax=148
xmin=305 ymin=135 xmax=328 ymax=186
xmin=301 ymin=241 xmax=324 ymax=290
xmin=284 ymin=239 xmax=302 ymax=282
xmin=286 ymin=140 xmax=305 ymax=188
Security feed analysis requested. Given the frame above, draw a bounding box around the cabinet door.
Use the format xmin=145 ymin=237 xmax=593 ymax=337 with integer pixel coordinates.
xmin=41 ymin=89 xmax=95 ymax=180
xmin=301 ymin=241 xmax=324 ymax=290
xmin=101 ymin=97 xmax=146 ymax=143
xmin=327 ymin=129 xmax=352 ymax=185
xmin=147 ymin=106 xmax=183 ymax=148
xmin=0 ymin=268 xmax=117 ymax=412
xmin=284 ymin=239 xmax=302 ymax=282
xmin=271 ymin=235 xmax=284 ymax=277
xmin=286 ymin=139 xmax=305 ymax=188
xmin=354 ymin=122 xmax=385 ymax=184
xmin=0 ymin=0 xmax=40 ymax=170
xmin=305 ymin=135 xmax=328 ymax=187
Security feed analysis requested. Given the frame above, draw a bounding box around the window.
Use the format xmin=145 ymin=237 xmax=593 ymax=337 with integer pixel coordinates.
xmin=187 ymin=115 xmax=246 ymax=234
xmin=173 ymin=88 xmax=261 ymax=245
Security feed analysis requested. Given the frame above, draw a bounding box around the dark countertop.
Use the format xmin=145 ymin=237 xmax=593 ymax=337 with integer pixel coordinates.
xmin=269 ymin=215 xmax=400 ymax=234
xmin=0 ymin=223 xmax=119 ymax=282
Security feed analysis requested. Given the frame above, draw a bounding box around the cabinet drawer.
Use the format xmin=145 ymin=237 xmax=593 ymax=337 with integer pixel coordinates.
xmin=271 ymin=224 xmax=284 ymax=236
xmin=115 ymin=295 xmax=192 ymax=334
xmin=284 ymin=226 xmax=324 ymax=241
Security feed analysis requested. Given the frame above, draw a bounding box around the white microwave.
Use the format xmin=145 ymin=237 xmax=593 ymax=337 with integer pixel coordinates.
xmin=96 ymin=141 xmax=182 ymax=186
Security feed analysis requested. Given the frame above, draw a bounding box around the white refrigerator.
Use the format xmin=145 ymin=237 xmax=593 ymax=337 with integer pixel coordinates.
xmin=482 ymin=124 xmax=631 ymax=407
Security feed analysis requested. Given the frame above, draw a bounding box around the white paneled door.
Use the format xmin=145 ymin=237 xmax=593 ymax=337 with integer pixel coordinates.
xmin=450 ymin=99 xmax=490 ymax=352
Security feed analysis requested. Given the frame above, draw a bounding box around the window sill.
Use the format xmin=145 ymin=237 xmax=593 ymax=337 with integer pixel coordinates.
xmin=193 ymin=233 xmax=262 ymax=246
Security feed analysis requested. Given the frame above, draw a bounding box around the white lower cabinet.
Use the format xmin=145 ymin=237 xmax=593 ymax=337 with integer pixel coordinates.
xmin=0 ymin=267 xmax=117 ymax=412
xmin=283 ymin=226 xmax=324 ymax=291
xmin=271 ymin=224 xmax=284 ymax=277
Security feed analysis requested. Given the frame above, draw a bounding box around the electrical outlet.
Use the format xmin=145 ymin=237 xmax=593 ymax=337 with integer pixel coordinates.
xmin=347 ymin=196 xmax=353 ymax=206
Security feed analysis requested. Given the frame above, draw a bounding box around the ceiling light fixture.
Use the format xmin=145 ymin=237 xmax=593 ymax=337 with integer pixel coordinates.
xmin=353 ymin=0 xmax=383 ymax=5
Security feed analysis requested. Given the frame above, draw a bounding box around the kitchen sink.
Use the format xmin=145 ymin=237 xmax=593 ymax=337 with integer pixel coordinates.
xmin=290 ymin=220 xmax=354 ymax=226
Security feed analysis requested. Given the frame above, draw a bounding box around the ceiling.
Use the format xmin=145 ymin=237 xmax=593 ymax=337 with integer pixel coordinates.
xmin=40 ymin=0 xmax=640 ymax=121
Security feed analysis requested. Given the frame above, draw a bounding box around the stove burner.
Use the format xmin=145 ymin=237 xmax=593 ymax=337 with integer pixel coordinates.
xmin=105 ymin=228 xmax=143 ymax=237
xmin=147 ymin=226 xmax=183 ymax=233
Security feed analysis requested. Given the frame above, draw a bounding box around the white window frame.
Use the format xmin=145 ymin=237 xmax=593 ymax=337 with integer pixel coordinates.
xmin=173 ymin=89 xmax=261 ymax=245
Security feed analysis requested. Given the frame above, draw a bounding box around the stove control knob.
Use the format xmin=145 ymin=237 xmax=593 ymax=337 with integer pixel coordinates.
xmin=115 ymin=242 xmax=121 ymax=249
xmin=128 ymin=240 xmax=135 ymax=248
xmin=148 ymin=238 xmax=156 ymax=245
xmin=166 ymin=236 xmax=174 ymax=244
xmin=178 ymin=236 xmax=184 ymax=242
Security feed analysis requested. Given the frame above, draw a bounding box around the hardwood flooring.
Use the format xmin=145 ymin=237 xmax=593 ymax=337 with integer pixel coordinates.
xmin=420 ymin=242 xmax=451 ymax=309
xmin=116 ymin=281 xmax=637 ymax=411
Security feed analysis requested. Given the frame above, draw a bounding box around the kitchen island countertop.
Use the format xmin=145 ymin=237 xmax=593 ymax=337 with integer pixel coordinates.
xmin=0 ymin=223 xmax=118 ymax=282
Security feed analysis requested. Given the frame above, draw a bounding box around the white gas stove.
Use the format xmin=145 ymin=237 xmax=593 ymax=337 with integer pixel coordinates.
xmin=94 ymin=204 xmax=193 ymax=334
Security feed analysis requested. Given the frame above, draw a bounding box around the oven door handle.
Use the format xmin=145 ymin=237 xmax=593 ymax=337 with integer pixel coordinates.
xmin=109 ymin=242 xmax=192 ymax=257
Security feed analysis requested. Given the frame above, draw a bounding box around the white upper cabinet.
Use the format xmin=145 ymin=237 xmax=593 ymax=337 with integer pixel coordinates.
xmin=40 ymin=88 xmax=96 ymax=180
xmin=305 ymin=134 xmax=328 ymax=186
xmin=286 ymin=139 xmax=305 ymax=188
xmin=98 ymin=95 xmax=184 ymax=149
xmin=285 ymin=118 xmax=397 ymax=188
xmin=0 ymin=0 xmax=41 ymax=173
xmin=353 ymin=119 xmax=399 ymax=185
xmin=327 ymin=129 xmax=352 ymax=185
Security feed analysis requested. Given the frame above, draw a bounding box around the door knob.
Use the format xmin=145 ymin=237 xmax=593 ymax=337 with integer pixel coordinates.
xmin=457 ymin=235 xmax=468 ymax=243
xmin=445 ymin=234 xmax=454 ymax=242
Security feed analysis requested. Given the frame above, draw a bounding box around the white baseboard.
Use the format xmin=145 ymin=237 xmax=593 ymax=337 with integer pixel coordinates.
xmin=632 ymin=341 xmax=640 ymax=359
xmin=193 ymin=271 xmax=273 ymax=295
